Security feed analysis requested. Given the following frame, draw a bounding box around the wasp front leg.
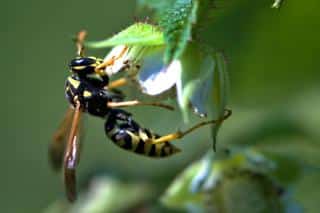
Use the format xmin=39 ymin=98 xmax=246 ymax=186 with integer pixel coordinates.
xmin=95 ymin=46 xmax=129 ymax=75
xmin=106 ymin=77 xmax=128 ymax=89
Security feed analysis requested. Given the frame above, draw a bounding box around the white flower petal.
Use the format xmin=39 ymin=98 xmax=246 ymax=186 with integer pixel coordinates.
xmin=138 ymin=57 xmax=181 ymax=95
xmin=103 ymin=45 xmax=129 ymax=76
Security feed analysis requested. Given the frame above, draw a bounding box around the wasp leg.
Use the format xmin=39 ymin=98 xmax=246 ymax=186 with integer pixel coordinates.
xmin=63 ymin=101 xmax=82 ymax=202
xmin=95 ymin=46 xmax=129 ymax=74
xmin=147 ymin=109 xmax=232 ymax=145
xmin=107 ymin=77 xmax=128 ymax=89
xmin=49 ymin=108 xmax=74 ymax=171
xmin=107 ymin=100 xmax=174 ymax=111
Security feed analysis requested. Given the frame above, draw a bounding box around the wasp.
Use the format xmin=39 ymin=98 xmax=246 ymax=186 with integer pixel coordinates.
xmin=49 ymin=31 xmax=231 ymax=202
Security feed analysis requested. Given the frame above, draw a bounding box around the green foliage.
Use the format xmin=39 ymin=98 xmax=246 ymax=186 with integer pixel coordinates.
xmin=193 ymin=0 xmax=219 ymax=36
xmin=176 ymin=42 xmax=209 ymax=120
xmin=161 ymin=151 xmax=283 ymax=212
xmin=211 ymin=52 xmax=229 ymax=149
xmin=84 ymin=23 xmax=165 ymax=48
xmin=210 ymin=172 xmax=283 ymax=213
xmin=160 ymin=0 xmax=198 ymax=64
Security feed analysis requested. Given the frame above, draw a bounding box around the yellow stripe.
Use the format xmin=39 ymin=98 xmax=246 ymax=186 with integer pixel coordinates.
xmin=67 ymin=77 xmax=80 ymax=89
xmin=155 ymin=143 xmax=165 ymax=157
xmin=138 ymin=129 xmax=148 ymax=140
xmin=138 ymin=129 xmax=153 ymax=154
xmin=126 ymin=131 xmax=139 ymax=151
xmin=72 ymin=66 xmax=86 ymax=70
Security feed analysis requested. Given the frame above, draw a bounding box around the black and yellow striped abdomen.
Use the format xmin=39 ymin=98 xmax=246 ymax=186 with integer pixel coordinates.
xmin=104 ymin=110 xmax=180 ymax=158
xmin=108 ymin=128 xmax=180 ymax=158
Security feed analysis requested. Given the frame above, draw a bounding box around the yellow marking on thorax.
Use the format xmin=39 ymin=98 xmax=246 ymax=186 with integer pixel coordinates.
xmin=68 ymin=77 xmax=80 ymax=89
xmin=83 ymin=90 xmax=92 ymax=97
xmin=65 ymin=85 xmax=75 ymax=96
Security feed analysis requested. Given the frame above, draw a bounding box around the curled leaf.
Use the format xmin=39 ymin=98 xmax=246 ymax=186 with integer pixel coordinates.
xmin=85 ymin=23 xmax=165 ymax=48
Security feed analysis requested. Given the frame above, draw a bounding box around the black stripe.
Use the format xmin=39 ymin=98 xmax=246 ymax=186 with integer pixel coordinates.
xmin=144 ymin=128 xmax=153 ymax=138
xmin=111 ymin=131 xmax=132 ymax=150
xmin=122 ymin=133 xmax=132 ymax=150
xmin=135 ymin=139 xmax=145 ymax=154
xmin=149 ymin=144 xmax=156 ymax=156
xmin=161 ymin=143 xmax=171 ymax=157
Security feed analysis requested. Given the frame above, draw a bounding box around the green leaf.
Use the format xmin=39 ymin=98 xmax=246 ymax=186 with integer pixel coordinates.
xmin=193 ymin=0 xmax=219 ymax=36
xmin=84 ymin=23 xmax=165 ymax=48
xmin=211 ymin=52 xmax=229 ymax=150
xmin=176 ymin=43 xmax=212 ymax=121
xmin=160 ymin=0 xmax=198 ymax=63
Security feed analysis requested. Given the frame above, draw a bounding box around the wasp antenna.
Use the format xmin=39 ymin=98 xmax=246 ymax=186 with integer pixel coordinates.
xmin=76 ymin=30 xmax=87 ymax=57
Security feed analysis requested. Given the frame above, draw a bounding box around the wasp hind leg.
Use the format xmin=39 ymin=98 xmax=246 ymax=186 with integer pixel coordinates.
xmin=146 ymin=109 xmax=232 ymax=145
xmin=107 ymin=100 xmax=174 ymax=111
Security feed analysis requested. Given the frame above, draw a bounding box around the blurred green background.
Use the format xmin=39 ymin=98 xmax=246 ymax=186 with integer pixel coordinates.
xmin=2 ymin=0 xmax=320 ymax=212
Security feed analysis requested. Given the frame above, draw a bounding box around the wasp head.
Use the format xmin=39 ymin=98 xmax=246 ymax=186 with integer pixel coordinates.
xmin=69 ymin=56 xmax=103 ymax=76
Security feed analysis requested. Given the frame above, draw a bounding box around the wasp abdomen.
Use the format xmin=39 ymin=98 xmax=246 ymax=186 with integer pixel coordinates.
xmin=105 ymin=117 xmax=180 ymax=158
